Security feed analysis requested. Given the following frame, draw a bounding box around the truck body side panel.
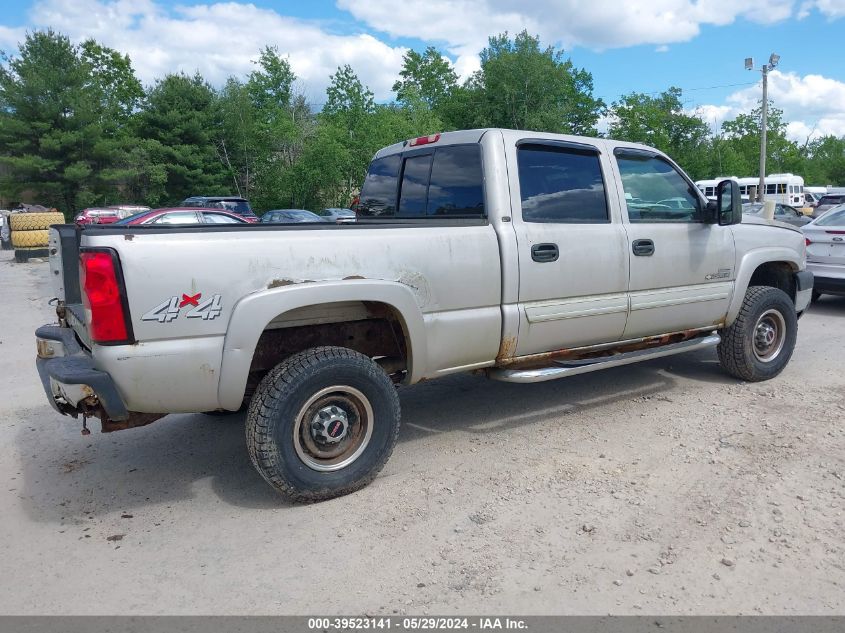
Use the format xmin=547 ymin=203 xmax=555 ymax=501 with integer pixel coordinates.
xmin=81 ymin=222 xmax=502 ymax=411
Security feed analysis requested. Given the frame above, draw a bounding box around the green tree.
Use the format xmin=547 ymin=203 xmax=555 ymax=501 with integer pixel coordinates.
xmin=0 ymin=30 xmax=143 ymax=215
xmin=392 ymin=46 xmax=457 ymax=111
xmin=137 ymin=73 xmax=231 ymax=204
xmin=717 ymin=104 xmax=802 ymax=178
xmin=802 ymin=135 xmax=845 ymax=185
xmin=244 ymin=47 xmax=312 ymax=211
xmin=451 ymin=31 xmax=604 ymax=134
xmin=280 ymin=64 xmax=445 ymax=211
xmin=608 ymin=87 xmax=712 ymax=179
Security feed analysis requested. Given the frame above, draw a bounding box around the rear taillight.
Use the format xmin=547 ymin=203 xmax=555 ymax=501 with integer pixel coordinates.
xmin=805 ymin=238 xmax=812 ymax=246
xmin=80 ymin=250 xmax=132 ymax=344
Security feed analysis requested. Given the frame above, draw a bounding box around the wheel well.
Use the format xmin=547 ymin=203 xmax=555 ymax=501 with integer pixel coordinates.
xmin=748 ymin=262 xmax=796 ymax=302
xmin=246 ymin=301 xmax=409 ymax=398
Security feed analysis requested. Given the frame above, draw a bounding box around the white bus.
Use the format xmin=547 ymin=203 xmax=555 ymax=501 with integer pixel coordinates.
xmin=694 ymin=177 xmax=739 ymax=200
xmin=696 ymin=174 xmax=804 ymax=206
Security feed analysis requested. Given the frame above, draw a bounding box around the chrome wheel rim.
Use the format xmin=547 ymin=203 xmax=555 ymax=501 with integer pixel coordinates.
xmin=753 ymin=309 xmax=786 ymax=362
xmin=293 ymin=385 xmax=373 ymax=472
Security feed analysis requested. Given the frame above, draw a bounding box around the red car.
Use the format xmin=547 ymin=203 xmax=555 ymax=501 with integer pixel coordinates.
xmin=115 ymin=207 xmax=257 ymax=225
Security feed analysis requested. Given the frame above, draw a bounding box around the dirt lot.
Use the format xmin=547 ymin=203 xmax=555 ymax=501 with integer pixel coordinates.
xmin=0 ymin=252 xmax=843 ymax=615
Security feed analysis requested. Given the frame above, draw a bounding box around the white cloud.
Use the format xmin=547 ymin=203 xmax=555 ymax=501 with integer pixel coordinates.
xmin=23 ymin=0 xmax=408 ymax=101
xmin=0 ymin=24 xmax=27 ymax=50
xmin=798 ymin=0 xmax=845 ymax=18
xmin=338 ymin=0 xmax=796 ymax=55
xmin=696 ymin=70 xmax=845 ymax=140
xmin=335 ymin=0 xmax=807 ymax=82
xmin=655 ymin=45 xmax=670 ymax=53
xmin=693 ymin=104 xmax=739 ymax=131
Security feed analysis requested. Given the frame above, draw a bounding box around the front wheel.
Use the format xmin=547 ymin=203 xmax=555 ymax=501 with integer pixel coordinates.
xmin=717 ymin=286 xmax=797 ymax=382
xmin=246 ymin=346 xmax=401 ymax=502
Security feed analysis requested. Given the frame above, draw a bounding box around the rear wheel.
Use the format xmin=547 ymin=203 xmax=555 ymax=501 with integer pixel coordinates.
xmin=717 ymin=286 xmax=797 ymax=381
xmin=811 ymin=290 xmax=821 ymax=303
xmin=246 ymin=346 xmax=400 ymax=502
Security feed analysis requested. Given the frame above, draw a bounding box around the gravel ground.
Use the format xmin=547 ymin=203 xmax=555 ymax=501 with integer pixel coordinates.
xmin=0 ymin=252 xmax=843 ymax=615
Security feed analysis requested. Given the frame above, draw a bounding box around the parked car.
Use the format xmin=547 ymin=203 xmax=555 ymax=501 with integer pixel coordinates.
xmin=743 ymin=202 xmax=811 ymax=227
xmin=803 ymin=192 xmax=822 ymax=208
xmin=802 ymin=204 xmax=845 ymax=300
xmin=320 ymin=208 xmax=357 ymax=222
xmin=114 ymin=208 xmax=251 ymax=225
xmin=36 ymin=129 xmax=812 ymax=502
xmin=181 ymin=196 xmax=258 ymax=221
xmin=260 ymin=209 xmax=327 ymax=223
xmin=812 ymin=194 xmax=845 ymax=219
xmin=74 ymin=208 xmax=123 ymax=225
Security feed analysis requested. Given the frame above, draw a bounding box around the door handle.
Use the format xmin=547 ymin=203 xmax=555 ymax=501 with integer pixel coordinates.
xmin=632 ymin=239 xmax=654 ymax=256
xmin=531 ymin=243 xmax=559 ymax=263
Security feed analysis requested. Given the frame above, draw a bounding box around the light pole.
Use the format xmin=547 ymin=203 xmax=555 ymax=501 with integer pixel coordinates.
xmin=745 ymin=53 xmax=780 ymax=202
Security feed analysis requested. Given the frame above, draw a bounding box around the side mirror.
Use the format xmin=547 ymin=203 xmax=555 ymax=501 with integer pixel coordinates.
xmin=716 ymin=179 xmax=742 ymax=225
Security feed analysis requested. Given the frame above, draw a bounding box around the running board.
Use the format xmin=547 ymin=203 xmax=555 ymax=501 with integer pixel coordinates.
xmin=487 ymin=334 xmax=721 ymax=384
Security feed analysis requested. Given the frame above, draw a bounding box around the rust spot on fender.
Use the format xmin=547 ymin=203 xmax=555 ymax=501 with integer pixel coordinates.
xmin=267 ymin=279 xmax=295 ymax=289
xmin=496 ymin=336 xmax=517 ymax=361
xmin=124 ymin=234 xmax=135 ymax=241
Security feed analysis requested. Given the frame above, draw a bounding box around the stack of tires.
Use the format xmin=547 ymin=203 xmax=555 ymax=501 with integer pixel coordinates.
xmin=10 ymin=210 xmax=64 ymax=262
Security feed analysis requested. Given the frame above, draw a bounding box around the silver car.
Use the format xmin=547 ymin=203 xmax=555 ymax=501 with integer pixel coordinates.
xmin=812 ymin=194 xmax=845 ymax=219
xmin=802 ymin=204 xmax=845 ymax=300
xmin=743 ymin=202 xmax=811 ymax=228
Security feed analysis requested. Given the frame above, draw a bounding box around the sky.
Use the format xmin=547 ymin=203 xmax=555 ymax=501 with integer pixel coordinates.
xmin=1 ymin=0 xmax=844 ymax=141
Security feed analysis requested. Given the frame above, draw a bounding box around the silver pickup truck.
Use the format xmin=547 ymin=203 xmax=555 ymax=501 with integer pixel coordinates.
xmin=36 ymin=129 xmax=813 ymax=502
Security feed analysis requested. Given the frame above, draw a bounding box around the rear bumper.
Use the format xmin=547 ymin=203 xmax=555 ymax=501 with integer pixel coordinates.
xmin=814 ymin=277 xmax=845 ymax=295
xmin=807 ymin=261 xmax=845 ymax=296
xmin=35 ymin=325 xmax=129 ymax=421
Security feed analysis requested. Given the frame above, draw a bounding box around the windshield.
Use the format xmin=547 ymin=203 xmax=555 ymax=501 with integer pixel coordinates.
xmin=114 ymin=212 xmax=153 ymax=225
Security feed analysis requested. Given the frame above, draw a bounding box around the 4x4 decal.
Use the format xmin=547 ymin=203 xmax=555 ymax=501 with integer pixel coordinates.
xmin=142 ymin=293 xmax=222 ymax=323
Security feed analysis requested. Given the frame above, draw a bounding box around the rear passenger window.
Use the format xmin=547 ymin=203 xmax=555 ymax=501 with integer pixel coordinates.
xmin=426 ymin=145 xmax=485 ymax=216
xmin=517 ymin=144 xmax=609 ymax=223
xmin=358 ymin=154 xmax=400 ymax=217
xmin=358 ymin=144 xmax=485 ymax=219
xmin=398 ymin=154 xmax=432 ymax=216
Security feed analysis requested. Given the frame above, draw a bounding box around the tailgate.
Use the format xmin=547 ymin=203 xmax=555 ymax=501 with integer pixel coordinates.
xmin=49 ymin=225 xmax=90 ymax=348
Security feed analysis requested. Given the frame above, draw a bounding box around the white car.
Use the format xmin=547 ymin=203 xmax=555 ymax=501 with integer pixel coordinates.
xmin=802 ymin=204 xmax=845 ymax=300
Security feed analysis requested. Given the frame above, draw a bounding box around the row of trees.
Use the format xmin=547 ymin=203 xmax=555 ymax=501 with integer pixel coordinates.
xmin=1 ymin=29 xmax=844 ymax=218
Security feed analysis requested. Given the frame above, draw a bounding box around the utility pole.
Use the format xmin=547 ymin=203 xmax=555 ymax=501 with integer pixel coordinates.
xmin=745 ymin=54 xmax=780 ymax=202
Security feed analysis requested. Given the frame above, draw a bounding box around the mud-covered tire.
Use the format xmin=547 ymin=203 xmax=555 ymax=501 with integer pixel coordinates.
xmin=717 ymin=286 xmax=797 ymax=382
xmin=9 ymin=211 xmax=64 ymax=231
xmin=11 ymin=229 xmax=49 ymax=248
xmin=246 ymin=346 xmax=401 ymax=503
